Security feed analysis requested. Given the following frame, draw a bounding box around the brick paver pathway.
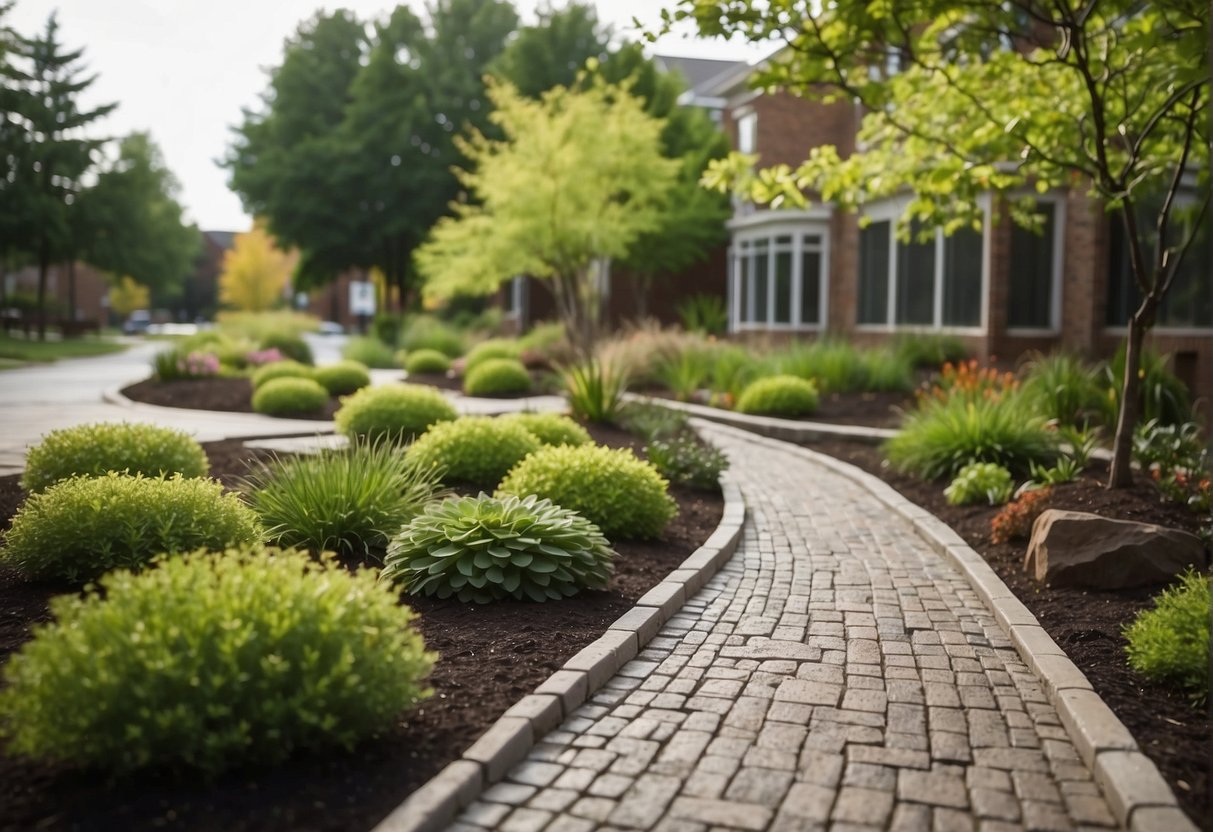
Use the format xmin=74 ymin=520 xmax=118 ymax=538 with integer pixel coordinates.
xmin=449 ymin=425 xmax=1121 ymax=832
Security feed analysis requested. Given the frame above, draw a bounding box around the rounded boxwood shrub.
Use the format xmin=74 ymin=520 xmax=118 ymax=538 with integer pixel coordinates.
xmin=251 ymin=360 xmax=313 ymax=390
xmin=464 ymin=358 xmax=531 ymax=397
xmin=736 ymin=375 xmax=820 ymax=417
xmin=1125 ymin=570 xmax=1210 ymax=702
xmin=21 ymin=422 xmax=209 ymax=494
xmin=0 ymin=547 xmax=435 ymax=774
xmin=383 ymin=494 xmax=614 ymax=603
xmin=498 ymin=445 xmax=675 ymax=540
xmin=406 ymin=417 xmax=541 ymax=489
xmin=251 ymin=376 xmax=330 ymax=416
xmin=1 ymin=473 xmax=261 ymax=582
xmin=500 ymin=412 xmax=591 ymax=447
xmin=259 ymin=332 xmax=313 ymax=365
xmin=463 ymin=339 xmax=520 ymax=374
xmin=312 ymin=360 xmax=371 ymax=396
xmin=334 ymin=383 xmax=457 ymax=443
xmin=404 ymin=348 xmax=452 ymax=375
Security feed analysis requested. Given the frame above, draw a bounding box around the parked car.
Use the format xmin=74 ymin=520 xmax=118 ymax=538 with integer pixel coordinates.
xmin=122 ymin=310 xmax=151 ymax=335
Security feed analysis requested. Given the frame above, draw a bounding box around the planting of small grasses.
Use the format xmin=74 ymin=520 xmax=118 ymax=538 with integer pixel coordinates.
xmin=562 ymin=360 xmax=629 ymax=424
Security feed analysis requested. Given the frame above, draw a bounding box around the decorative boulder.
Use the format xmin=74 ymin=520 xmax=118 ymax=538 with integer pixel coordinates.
xmin=1024 ymin=509 xmax=1207 ymax=590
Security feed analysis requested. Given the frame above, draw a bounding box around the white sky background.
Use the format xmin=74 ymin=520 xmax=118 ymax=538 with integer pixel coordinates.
xmin=9 ymin=1 xmax=769 ymax=232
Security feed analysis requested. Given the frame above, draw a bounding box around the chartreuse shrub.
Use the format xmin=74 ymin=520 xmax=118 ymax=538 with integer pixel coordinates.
xmin=0 ymin=547 xmax=435 ymax=773
xmin=943 ymin=462 xmax=1015 ymax=506
xmin=405 ymin=348 xmax=452 ymax=375
xmin=341 ymin=336 xmax=397 ymax=369
xmin=21 ymin=422 xmax=208 ymax=493
xmin=312 ymin=360 xmax=371 ymax=395
xmin=335 ymin=383 xmax=456 ymax=442
xmin=499 ymin=445 xmax=675 ymax=540
xmin=251 ymin=377 xmax=329 ymax=416
xmin=258 ymin=332 xmax=313 ymax=365
xmin=244 ymin=441 xmax=444 ymax=557
xmin=463 ymin=339 xmax=521 ymax=374
xmin=499 ymin=412 xmax=591 ymax=447
xmin=251 ymin=360 xmax=313 ymax=390
xmin=1 ymin=473 xmax=260 ymax=582
xmin=382 ymin=494 xmax=614 ymax=603
xmin=406 ymin=417 xmax=540 ymax=489
xmin=464 ymin=358 xmax=531 ymax=396
xmin=736 ymin=375 xmax=820 ymax=417
xmin=1125 ymin=570 xmax=1211 ymax=703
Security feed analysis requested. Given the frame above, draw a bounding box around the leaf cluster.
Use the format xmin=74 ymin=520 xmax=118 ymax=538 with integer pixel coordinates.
xmin=21 ymin=422 xmax=208 ymax=493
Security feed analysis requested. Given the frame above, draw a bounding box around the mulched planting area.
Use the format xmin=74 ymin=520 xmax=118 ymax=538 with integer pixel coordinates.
xmin=641 ymin=388 xmax=911 ymax=429
xmin=809 ymin=437 xmax=1211 ymax=826
xmin=123 ymin=377 xmax=339 ymax=420
xmin=0 ymin=426 xmax=722 ymax=832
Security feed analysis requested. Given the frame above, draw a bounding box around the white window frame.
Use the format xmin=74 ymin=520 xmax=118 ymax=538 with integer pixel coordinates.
xmin=855 ymin=195 xmax=991 ymax=335
xmin=502 ymin=275 xmax=526 ymax=319
xmin=736 ymin=110 xmax=757 ymax=155
xmin=727 ymin=213 xmax=831 ymax=333
xmin=1005 ymin=192 xmax=1065 ymax=336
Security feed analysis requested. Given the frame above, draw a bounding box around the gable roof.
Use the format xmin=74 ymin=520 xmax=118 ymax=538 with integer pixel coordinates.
xmin=652 ymin=55 xmax=747 ymax=97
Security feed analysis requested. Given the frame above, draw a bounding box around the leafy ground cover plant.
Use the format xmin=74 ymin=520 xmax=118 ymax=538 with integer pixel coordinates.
xmin=736 ymin=375 xmax=819 ymax=417
xmin=382 ymin=494 xmax=614 ymax=603
xmin=1124 ymin=570 xmax=1211 ymax=703
xmin=990 ymin=486 xmax=1054 ymax=544
xmin=21 ymin=422 xmax=208 ymax=493
xmin=943 ymin=462 xmax=1014 ymax=506
xmin=463 ymin=357 xmax=532 ymax=396
xmin=244 ymin=442 xmax=444 ymax=558
xmin=334 ymin=384 xmax=456 ymax=442
xmin=0 ymin=547 xmax=434 ymax=774
xmin=561 ymin=360 xmax=629 ymax=424
xmin=404 ymin=348 xmax=452 ymax=375
xmin=1134 ymin=420 xmax=1212 ymax=517
xmin=406 ymin=417 xmax=540 ymax=489
xmin=251 ymin=377 xmax=329 ymax=416
xmin=1 ymin=473 xmax=260 ymax=582
xmin=499 ymin=444 xmax=675 ymax=540
xmin=645 ymin=434 xmax=728 ymax=491
xmin=341 ymin=336 xmax=396 ymax=369
xmin=499 ymin=412 xmax=591 ymax=447
xmin=251 ymin=359 xmax=313 ymax=389
xmin=312 ymin=360 xmax=371 ymax=395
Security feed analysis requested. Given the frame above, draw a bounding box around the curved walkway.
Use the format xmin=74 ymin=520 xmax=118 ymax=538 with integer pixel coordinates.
xmin=445 ymin=423 xmax=1123 ymax=832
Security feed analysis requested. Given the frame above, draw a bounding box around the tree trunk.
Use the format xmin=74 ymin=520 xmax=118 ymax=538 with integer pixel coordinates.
xmin=36 ymin=244 xmax=50 ymax=342
xmin=1108 ymin=313 xmax=1147 ymax=488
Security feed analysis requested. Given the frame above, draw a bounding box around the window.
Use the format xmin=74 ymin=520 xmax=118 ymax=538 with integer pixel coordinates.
xmin=737 ymin=112 xmax=757 ymax=154
xmin=857 ymin=211 xmax=986 ymax=329
xmin=730 ymin=229 xmax=827 ymax=330
xmin=1007 ymin=203 xmax=1057 ymax=329
xmin=502 ymin=276 xmax=524 ymax=317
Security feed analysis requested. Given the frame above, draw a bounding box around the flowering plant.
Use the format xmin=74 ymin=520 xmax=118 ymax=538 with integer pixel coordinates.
xmin=176 ymin=351 xmax=220 ymax=378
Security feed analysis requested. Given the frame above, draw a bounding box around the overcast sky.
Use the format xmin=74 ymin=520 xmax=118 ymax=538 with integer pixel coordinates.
xmin=9 ymin=1 xmax=766 ymax=232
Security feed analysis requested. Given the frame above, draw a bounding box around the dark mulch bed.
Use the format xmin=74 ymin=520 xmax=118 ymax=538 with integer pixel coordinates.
xmin=809 ymin=438 xmax=1211 ymax=827
xmin=122 ymin=377 xmax=340 ymax=420
xmin=0 ymin=426 xmax=722 ymax=832
xmin=642 ymin=388 xmax=911 ymax=429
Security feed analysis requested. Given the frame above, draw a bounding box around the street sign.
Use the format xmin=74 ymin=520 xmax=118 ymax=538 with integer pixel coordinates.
xmin=349 ymin=281 xmax=376 ymax=316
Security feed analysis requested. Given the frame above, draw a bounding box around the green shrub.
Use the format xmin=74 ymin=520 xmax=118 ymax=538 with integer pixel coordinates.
xmin=406 ymin=417 xmax=541 ymax=488
xmin=1020 ymin=352 xmax=1109 ymax=427
xmin=736 ymin=375 xmax=820 ymax=417
xmin=312 ymin=360 xmax=371 ymax=396
xmin=373 ymin=313 xmax=404 ymax=347
xmin=258 ymin=332 xmax=313 ymax=365
xmin=152 ymin=347 xmax=221 ymax=381
xmin=943 ymin=462 xmax=1015 ymax=506
xmin=499 ymin=412 xmax=591 ymax=447
xmin=341 ymin=336 xmax=397 ymax=369
xmin=499 ymin=444 xmax=675 ymax=540
xmin=463 ymin=339 xmax=521 ymax=374
xmin=21 ymin=422 xmax=209 ymax=493
xmin=655 ymin=346 xmax=713 ymax=401
xmin=618 ymin=401 xmax=690 ymax=442
xmin=251 ymin=360 xmax=314 ymax=389
xmin=893 ymin=334 xmax=967 ymax=369
xmin=383 ymin=493 xmax=614 ymax=603
xmin=773 ymin=342 xmax=865 ymax=393
xmin=399 ymin=315 xmax=466 ymax=357
xmin=885 ymin=395 xmax=1057 ymax=480
xmin=0 ymin=547 xmax=434 ymax=773
xmin=517 ymin=322 xmax=566 ymax=353
xmin=251 ymin=377 xmax=329 ymax=416
xmin=1125 ymin=570 xmax=1211 ymax=702
xmin=859 ymin=350 xmax=916 ymax=393
xmin=706 ymin=345 xmax=763 ymax=400
xmin=677 ymin=294 xmax=728 ymax=336
xmin=562 ymin=360 xmax=629 ymax=424
xmin=1 ymin=473 xmax=261 ymax=582
xmin=645 ymin=434 xmax=728 ymax=491
xmin=244 ymin=441 xmax=444 ymax=558
xmin=464 ymin=358 xmax=532 ymax=396
xmin=334 ymin=384 xmax=457 ymax=442
xmin=405 ymin=348 xmax=452 ymax=375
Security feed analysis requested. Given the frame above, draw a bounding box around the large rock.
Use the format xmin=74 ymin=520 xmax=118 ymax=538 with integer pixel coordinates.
xmin=1024 ymin=509 xmax=1208 ymax=589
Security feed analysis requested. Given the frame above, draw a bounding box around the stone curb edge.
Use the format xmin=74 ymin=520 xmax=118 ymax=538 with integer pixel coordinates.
xmin=692 ymin=419 xmax=1195 ymax=832
xmin=372 ymin=434 xmax=749 ymax=832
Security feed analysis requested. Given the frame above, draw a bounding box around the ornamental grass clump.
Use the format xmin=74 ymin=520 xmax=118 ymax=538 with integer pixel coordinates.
xmin=334 ymin=384 xmax=456 ymax=442
xmin=463 ymin=357 xmax=531 ymax=396
xmin=736 ymin=375 xmax=819 ymax=417
xmin=382 ymin=494 xmax=614 ymax=603
xmin=943 ymin=462 xmax=1015 ymax=506
xmin=21 ymin=422 xmax=208 ymax=493
xmin=0 ymin=547 xmax=435 ymax=774
xmin=1018 ymin=351 xmax=1110 ymax=428
xmin=404 ymin=348 xmax=452 ymax=375
xmin=1124 ymin=570 xmax=1211 ymax=703
xmin=405 ymin=417 xmax=540 ymax=489
xmin=1 ymin=473 xmax=261 ymax=582
xmin=561 ymin=359 xmax=629 ymax=423
xmin=244 ymin=441 xmax=445 ymax=558
xmin=312 ymin=360 xmax=371 ymax=395
xmin=499 ymin=412 xmax=591 ymax=447
xmin=251 ymin=360 xmax=313 ymax=389
xmin=251 ymin=376 xmax=329 ymax=416
xmin=498 ymin=444 xmax=675 ymax=540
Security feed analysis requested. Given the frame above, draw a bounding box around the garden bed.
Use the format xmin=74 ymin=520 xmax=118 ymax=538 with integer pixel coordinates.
xmin=122 ymin=377 xmax=339 ymax=420
xmin=642 ymin=387 xmax=910 ymax=429
xmin=808 ymin=438 xmax=1209 ymax=825
xmin=0 ymin=426 xmax=723 ymax=832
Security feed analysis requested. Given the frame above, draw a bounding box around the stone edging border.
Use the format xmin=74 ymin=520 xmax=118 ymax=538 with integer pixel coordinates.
xmin=372 ymin=444 xmax=748 ymax=832
xmin=692 ymin=419 xmax=1195 ymax=832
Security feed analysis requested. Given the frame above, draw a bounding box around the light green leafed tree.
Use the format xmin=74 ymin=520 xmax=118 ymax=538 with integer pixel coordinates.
xmin=416 ymin=74 xmax=680 ymax=353
xmin=663 ymin=0 xmax=1210 ymax=489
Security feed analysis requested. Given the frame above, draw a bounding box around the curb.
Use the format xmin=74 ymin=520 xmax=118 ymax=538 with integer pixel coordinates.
xmin=372 ymin=441 xmax=748 ymax=832
xmin=623 ymin=393 xmax=896 ymax=445
xmin=692 ymin=419 xmax=1196 ymax=832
